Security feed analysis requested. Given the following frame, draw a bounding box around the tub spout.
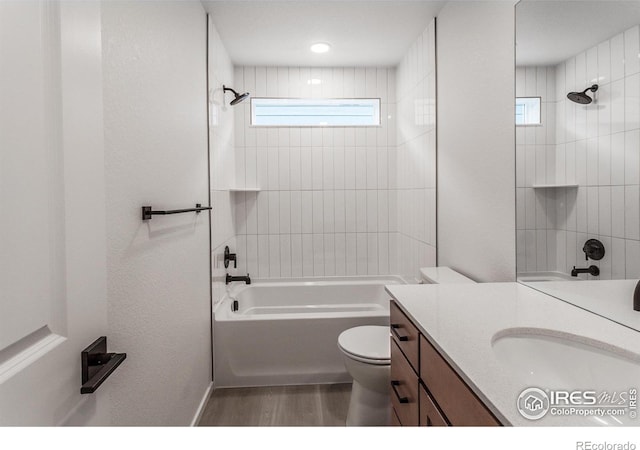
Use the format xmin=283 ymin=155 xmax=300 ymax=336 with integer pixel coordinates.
xmin=634 ymin=280 xmax=640 ymax=312
xmin=570 ymin=265 xmax=599 ymax=277
xmin=226 ymin=273 xmax=251 ymax=285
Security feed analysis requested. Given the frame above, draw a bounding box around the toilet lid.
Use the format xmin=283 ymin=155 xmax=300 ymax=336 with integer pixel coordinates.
xmin=338 ymin=326 xmax=390 ymax=362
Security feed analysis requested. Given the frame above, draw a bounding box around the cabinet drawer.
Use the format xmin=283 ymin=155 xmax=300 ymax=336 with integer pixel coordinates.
xmin=390 ymin=300 xmax=419 ymax=372
xmin=390 ymin=338 xmax=419 ymax=426
xmin=420 ymin=335 xmax=501 ymax=426
xmin=419 ymin=383 xmax=448 ymax=426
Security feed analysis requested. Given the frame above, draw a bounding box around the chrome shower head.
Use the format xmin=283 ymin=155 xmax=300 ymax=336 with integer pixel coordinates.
xmin=223 ymin=85 xmax=250 ymax=105
xmin=567 ymin=84 xmax=598 ymax=104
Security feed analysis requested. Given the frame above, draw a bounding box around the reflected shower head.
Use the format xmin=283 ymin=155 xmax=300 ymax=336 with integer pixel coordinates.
xmin=223 ymin=85 xmax=250 ymax=105
xmin=567 ymin=84 xmax=598 ymax=104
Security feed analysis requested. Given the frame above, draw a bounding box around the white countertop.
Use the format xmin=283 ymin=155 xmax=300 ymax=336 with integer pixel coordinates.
xmin=522 ymin=280 xmax=640 ymax=332
xmin=385 ymin=282 xmax=640 ymax=426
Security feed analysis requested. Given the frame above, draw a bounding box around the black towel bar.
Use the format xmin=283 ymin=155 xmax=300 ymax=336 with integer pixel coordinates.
xmin=141 ymin=203 xmax=212 ymax=220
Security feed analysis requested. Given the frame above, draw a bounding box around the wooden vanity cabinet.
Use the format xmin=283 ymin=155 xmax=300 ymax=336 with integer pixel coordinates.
xmin=390 ymin=300 xmax=501 ymax=427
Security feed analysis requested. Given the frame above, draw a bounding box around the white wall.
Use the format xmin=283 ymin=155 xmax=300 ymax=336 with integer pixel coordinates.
xmin=395 ymin=19 xmax=437 ymax=279
xmin=516 ymin=25 xmax=640 ymax=279
xmin=230 ymin=67 xmax=398 ymax=279
xmin=437 ymin=1 xmax=516 ymax=282
xmin=102 ymin=1 xmax=211 ymax=425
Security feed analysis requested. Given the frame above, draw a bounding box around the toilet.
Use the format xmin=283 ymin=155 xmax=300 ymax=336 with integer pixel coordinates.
xmin=338 ymin=267 xmax=476 ymax=426
xmin=338 ymin=325 xmax=391 ymax=426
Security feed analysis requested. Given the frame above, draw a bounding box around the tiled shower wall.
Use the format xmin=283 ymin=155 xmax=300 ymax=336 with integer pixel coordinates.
xmin=230 ymin=66 xmax=398 ymax=278
xmin=516 ymin=24 xmax=640 ymax=279
xmin=395 ymin=19 xmax=437 ymax=278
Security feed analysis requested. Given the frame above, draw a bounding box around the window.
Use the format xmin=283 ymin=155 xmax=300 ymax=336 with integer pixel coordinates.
xmin=251 ymin=98 xmax=380 ymax=127
xmin=515 ymin=97 xmax=541 ymax=125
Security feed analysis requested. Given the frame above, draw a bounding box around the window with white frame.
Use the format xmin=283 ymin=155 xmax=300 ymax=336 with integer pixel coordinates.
xmin=251 ymin=98 xmax=380 ymax=127
xmin=515 ymin=97 xmax=541 ymax=125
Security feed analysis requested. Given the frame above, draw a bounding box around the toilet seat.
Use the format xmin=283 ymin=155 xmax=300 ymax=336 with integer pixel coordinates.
xmin=338 ymin=326 xmax=390 ymax=365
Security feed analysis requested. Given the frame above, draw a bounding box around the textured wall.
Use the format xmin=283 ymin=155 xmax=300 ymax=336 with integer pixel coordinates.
xmin=437 ymin=1 xmax=517 ymax=282
xmin=102 ymin=1 xmax=211 ymax=425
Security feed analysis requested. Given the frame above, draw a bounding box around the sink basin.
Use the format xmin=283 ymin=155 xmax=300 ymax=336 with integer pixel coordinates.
xmin=492 ymin=328 xmax=640 ymax=425
xmin=493 ymin=328 xmax=640 ymax=388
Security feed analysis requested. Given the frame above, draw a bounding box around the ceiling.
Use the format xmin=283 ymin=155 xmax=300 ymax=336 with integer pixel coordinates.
xmin=516 ymin=1 xmax=640 ymax=66
xmin=202 ymin=1 xmax=445 ymax=67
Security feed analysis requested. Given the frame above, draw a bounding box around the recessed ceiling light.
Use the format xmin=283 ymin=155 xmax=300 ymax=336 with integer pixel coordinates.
xmin=307 ymin=78 xmax=322 ymax=85
xmin=310 ymin=42 xmax=331 ymax=54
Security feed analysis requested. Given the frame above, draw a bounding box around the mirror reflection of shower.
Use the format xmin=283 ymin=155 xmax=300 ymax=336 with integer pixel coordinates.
xmin=566 ymin=84 xmax=598 ymax=104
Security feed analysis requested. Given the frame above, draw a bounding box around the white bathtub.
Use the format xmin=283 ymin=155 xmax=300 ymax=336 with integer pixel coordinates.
xmin=213 ymin=276 xmax=404 ymax=388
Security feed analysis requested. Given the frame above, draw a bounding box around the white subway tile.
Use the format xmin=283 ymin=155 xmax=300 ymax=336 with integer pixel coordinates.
xmin=312 ymin=191 xmax=324 ymax=234
xmin=313 ymin=234 xmax=324 ymax=276
xmin=268 ymin=191 xmax=280 ymax=234
xmin=624 ymin=26 xmax=640 ymax=76
xmin=291 ymin=234 xmax=303 ymax=277
xmin=625 ymin=185 xmax=640 ymax=240
xmin=278 ymin=147 xmax=290 ymax=190
xmin=611 ymin=33 xmax=625 ymax=81
xmin=598 ymin=135 xmax=611 ymax=186
xmin=356 ymin=233 xmax=368 ymax=275
xmin=324 ymin=234 xmax=335 ymax=276
xmin=611 ymin=186 xmax=626 ymax=238
xmin=356 ymin=190 xmax=367 ymax=232
xmin=611 ymin=132 xmax=625 ymax=185
xmin=598 ymin=40 xmax=611 ymax=86
xmin=257 ymin=234 xmax=270 ymax=277
xmin=290 ymin=191 xmax=302 ymax=233
xmin=598 ymin=187 xmax=612 ymax=237
xmin=367 ymin=191 xmax=378 ymax=232
xmin=625 ymin=73 xmax=640 ymax=131
xmin=626 ymin=240 xmax=640 ymax=278
xmin=611 ymin=79 xmax=625 ymax=134
xmin=322 ymin=146 xmax=334 ymax=190
xmin=279 ymin=191 xmax=291 ymax=234
xmin=302 ymin=234 xmax=313 ymax=276
xmin=312 ymin=147 xmax=323 ymax=190
xmin=300 ymin=147 xmax=312 ymax=190
xmin=269 ymin=234 xmax=280 ymax=277
xmin=611 ymin=237 xmax=626 ymax=279
xmin=625 ymin=129 xmax=640 ymax=185
xmin=345 ymin=233 xmax=357 ymax=275
xmin=300 ymin=191 xmax=313 ymax=233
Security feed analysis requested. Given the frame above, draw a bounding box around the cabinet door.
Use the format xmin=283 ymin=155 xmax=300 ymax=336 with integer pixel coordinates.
xmin=390 ymin=339 xmax=419 ymax=426
xmin=420 ymin=336 xmax=501 ymax=426
xmin=390 ymin=301 xmax=420 ymax=371
xmin=419 ymin=384 xmax=448 ymax=426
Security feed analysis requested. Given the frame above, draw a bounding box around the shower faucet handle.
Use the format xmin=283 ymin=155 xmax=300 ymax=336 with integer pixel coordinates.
xmin=224 ymin=246 xmax=237 ymax=269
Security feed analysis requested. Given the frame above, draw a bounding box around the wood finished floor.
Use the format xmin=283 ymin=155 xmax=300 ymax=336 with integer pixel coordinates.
xmin=198 ymin=383 xmax=352 ymax=426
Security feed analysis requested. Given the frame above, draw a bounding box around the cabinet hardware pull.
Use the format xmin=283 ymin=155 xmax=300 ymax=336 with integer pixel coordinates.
xmin=390 ymin=324 xmax=409 ymax=341
xmin=391 ymin=380 xmax=409 ymax=403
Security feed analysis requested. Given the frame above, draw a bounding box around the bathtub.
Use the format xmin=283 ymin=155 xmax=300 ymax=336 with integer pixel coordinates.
xmin=213 ymin=276 xmax=405 ymax=388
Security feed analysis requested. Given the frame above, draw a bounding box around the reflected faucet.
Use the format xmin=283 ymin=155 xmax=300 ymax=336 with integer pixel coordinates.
xmin=571 ymin=265 xmax=600 ymax=277
xmin=634 ymin=280 xmax=640 ymax=312
xmin=226 ymin=273 xmax=251 ymax=285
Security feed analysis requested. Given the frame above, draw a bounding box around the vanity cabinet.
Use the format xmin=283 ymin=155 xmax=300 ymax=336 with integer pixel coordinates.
xmin=390 ymin=300 xmax=501 ymax=427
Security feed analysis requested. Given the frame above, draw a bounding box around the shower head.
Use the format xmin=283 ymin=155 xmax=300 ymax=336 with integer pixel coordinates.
xmin=567 ymin=84 xmax=598 ymax=104
xmin=223 ymin=85 xmax=250 ymax=105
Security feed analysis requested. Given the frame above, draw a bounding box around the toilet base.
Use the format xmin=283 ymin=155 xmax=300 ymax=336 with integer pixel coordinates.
xmin=345 ymin=381 xmax=391 ymax=426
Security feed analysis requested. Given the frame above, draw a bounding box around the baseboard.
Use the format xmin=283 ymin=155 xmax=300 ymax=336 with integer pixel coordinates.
xmin=190 ymin=381 xmax=214 ymax=426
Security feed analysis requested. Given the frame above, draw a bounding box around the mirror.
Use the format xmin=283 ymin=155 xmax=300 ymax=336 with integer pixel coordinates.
xmin=515 ymin=0 xmax=640 ymax=332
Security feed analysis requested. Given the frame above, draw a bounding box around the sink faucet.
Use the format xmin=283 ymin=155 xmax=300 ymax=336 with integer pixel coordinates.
xmin=226 ymin=273 xmax=251 ymax=285
xmin=571 ymin=265 xmax=600 ymax=277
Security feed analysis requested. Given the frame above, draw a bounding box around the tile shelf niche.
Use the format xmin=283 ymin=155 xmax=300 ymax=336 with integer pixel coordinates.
xmin=531 ymin=184 xmax=578 ymax=189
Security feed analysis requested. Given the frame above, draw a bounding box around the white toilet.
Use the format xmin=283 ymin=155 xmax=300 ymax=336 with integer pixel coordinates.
xmin=338 ymin=325 xmax=391 ymax=426
xmin=338 ymin=267 xmax=476 ymax=426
